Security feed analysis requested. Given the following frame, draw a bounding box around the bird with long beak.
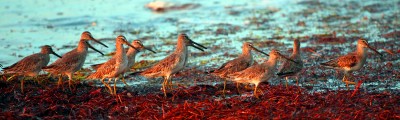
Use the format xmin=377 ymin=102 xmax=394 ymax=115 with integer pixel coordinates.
xmin=43 ymin=31 xmax=108 ymax=90
xmin=277 ymin=39 xmax=304 ymax=87
xmin=321 ymin=39 xmax=382 ymax=88
xmin=91 ymin=40 xmax=156 ymax=71
xmin=90 ymin=40 xmax=156 ymax=87
xmin=87 ymin=35 xmax=141 ymax=94
xmin=2 ymin=45 xmax=62 ymax=92
xmin=229 ymin=49 xmax=298 ymax=98
xmin=133 ymin=33 xmax=207 ymax=97
xmin=208 ymin=42 xmax=269 ymax=96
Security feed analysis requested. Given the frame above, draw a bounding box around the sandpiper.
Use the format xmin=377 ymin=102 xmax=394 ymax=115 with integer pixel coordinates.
xmin=91 ymin=40 xmax=156 ymax=71
xmin=134 ymin=33 xmax=207 ymax=97
xmin=87 ymin=35 xmax=139 ymax=94
xmin=320 ymin=39 xmax=382 ymax=87
xmin=229 ymin=49 xmax=297 ymax=98
xmin=43 ymin=31 xmax=108 ymax=90
xmin=208 ymin=42 xmax=269 ymax=95
xmin=2 ymin=45 xmax=62 ymax=92
xmin=90 ymin=40 xmax=156 ymax=86
xmin=277 ymin=39 xmax=304 ymax=87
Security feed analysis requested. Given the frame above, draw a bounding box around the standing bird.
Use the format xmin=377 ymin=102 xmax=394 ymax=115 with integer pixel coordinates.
xmin=43 ymin=31 xmax=108 ymax=90
xmin=277 ymin=39 xmax=303 ymax=87
xmin=2 ymin=45 xmax=62 ymax=92
xmin=135 ymin=33 xmax=207 ymax=97
xmin=229 ymin=50 xmax=297 ymax=98
xmin=87 ymin=35 xmax=140 ymax=94
xmin=320 ymin=39 xmax=382 ymax=88
xmin=208 ymin=42 xmax=269 ymax=95
xmin=90 ymin=40 xmax=156 ymax=86
xmin=91 ymin=40 xmax=156 ymax=71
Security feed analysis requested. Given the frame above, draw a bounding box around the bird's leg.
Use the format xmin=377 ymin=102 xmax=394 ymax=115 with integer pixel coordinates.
xmin=101 ymin=78 xmax=113 ymax=94
xmin=67 ymin=74 xmax=74 ymax=91
xmin=222 ymin=80 xmax=227 ymax=97
xmin=342 ymin=73 xmax=355 ymax=90
xmin=113 ymin=78 xmax=118 ymax=95
xmin=236 ymin=82 xmax=241 ymax=95
xmin=120 ymin=73 xmax=129 ymax=86
xmin=285 ymin=77 xmax=289 ymax=89
xmin=345 ymin=74 xmax=356 ymax=85
xmin=20 ymin=76 xmax=25 ymax=93
xmin=342 ymin=75 xmax=349 ymax=89
xmin=254 ymin=84 xmax=259 ymax=99
xmin=107 ymin=78 xmax=113 ymax=84
xmin=6 ymin=74 xmax=16 ymax=81
xmin=162 ymin=76 xmax=168 ymax=98
xmin=167 ymin=76 xmax=174 ymax=89
xmin=57 ymin=75 xmax=63 ymax=89
xmin=296 ymin=76 xmax=299 ymax=86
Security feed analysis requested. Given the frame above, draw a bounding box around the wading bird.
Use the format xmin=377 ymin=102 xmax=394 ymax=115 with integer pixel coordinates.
xmin=87 ymin=35 xmax=141 ymax=94
xmin=43 ymin=31 xmax=108 ymax=90
xmin=134 ymin=33 xmax=207 ymax=97
xmin=320 ymin=39 xmax=382 ymax=88
xmin=277 ymin=39 xmax=304 ymax=87
xmin=2 ymin=45 xmax=62 ymax=92
xmin=229 ymin=49 xmax=297 ymax=98
xmin=208 ymin=42 xmax=269 ymax=95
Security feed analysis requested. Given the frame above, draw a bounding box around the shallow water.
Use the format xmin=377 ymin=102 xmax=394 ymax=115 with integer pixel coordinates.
xmin=1 ymin=0 xmax=399 ymax=94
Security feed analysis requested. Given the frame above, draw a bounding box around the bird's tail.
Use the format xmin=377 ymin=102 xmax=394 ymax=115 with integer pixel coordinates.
xmin=320 ymin=59 xmax=338 ymax=68
xmin=2 ymin=63 xmax=17 ymax=71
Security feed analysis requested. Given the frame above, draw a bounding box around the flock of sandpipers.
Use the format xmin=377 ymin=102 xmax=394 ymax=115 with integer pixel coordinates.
xmin=1 ymin=31 xmax=383 ymax=98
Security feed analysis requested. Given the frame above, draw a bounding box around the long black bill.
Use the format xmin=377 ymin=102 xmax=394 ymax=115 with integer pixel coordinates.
xmin=250 ymin=45 xmax=269 ymax=56
xmin=90 ymin=38 xmax=108 ymax=48
xmin=189 ymin=40 xmax=207 ymax=51
xmin=367 ymin=45 xmax=383 ymax=56
xmin=51 ymin=51 xmax=62 ymax=58
xmin=145 ymin=47 xmax=157 ymax=53
xmin=279 ymin=54 xmax=298 ymax=64
xmin=124 ymin=40 xmax=140 ymax=51
xmin=87 ymin=41 xmax=105 ymax=56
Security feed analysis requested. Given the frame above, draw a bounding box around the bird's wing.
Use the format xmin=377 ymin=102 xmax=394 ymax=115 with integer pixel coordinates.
xmin=3 ymin=53 xmax=43 ymax=73
xmin=212 ymin=57 xmax=251 ymax=76
xmin=229 ymin=64 xmax=264 ymax=81
xmin=140 ymin=53 xmax=179 ymax=76
xmin=321 ymin=53 xmax=357 ymax=68
xmin=43 ymin=50 xmax=80 ymax=71
xmin=337 ymin=55 xmax=358 ymax=68
xmin=87 ymin=58 xmax=117 ymax=79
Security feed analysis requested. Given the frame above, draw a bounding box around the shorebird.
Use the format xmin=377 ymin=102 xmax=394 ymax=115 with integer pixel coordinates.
xmin=134 ymin=33 xmax=207 ymax=97
xmin=277 ymin=39 xmax=304 ymax=87
xmin=43 ymin=31 xmax=108 ymax=90
xmin=320 ymin=39 xmax=382 ymax=87
xmin=208 ymin=42 xmax=269 ymax=95
xmin=229 ymin=49 xmax=297 ymax=98
xmin=2 ymin=45 xmax=62 ymax=92
xmin=91 ymin=40 xmax=156 ymax=71
xmin=87 ymin=35 xmax=139 ymax=94
xmin=90 ymin=40 xmax=156 ymax=86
